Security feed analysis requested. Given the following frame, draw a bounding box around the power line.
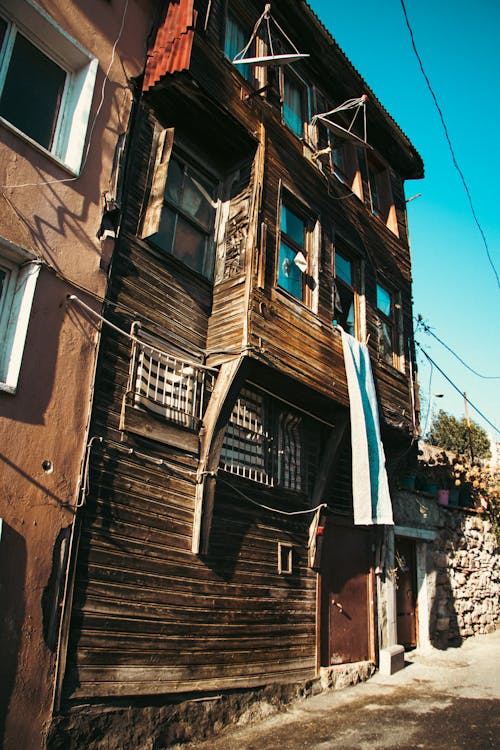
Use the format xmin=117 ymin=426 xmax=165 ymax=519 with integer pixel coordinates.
xmin=415 ymin=315 xmax=500 ymax=380
xmin=415 ymin=341 xmax=499 ymax=434
xmin=400 ymin=0 xmax=500 ymax=290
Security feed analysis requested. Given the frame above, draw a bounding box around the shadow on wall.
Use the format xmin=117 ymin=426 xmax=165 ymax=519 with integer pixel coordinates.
xmin=0 ymin=523 xmax=27 ymax=747
xmin=430 ymin=540 xmax=463 ymax=650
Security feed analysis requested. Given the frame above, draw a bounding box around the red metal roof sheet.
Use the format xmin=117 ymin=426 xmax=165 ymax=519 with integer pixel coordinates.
xmin=143 ymin=0 xmax=196 ymax=92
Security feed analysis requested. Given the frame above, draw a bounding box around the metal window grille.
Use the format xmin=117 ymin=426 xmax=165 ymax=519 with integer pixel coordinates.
xmin=278 ymin=411 xmax=303 ymax=491
xmin=132 ymin=337 xmax=213 ymax=430
xmin=220 ymin=388 xmax=273 ymax=485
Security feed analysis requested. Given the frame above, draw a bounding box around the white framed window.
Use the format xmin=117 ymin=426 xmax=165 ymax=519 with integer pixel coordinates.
xmin=0 ymin=0 xmax=98 ymax=174
xmin=0 ymin=237 xmax=40 ymax=393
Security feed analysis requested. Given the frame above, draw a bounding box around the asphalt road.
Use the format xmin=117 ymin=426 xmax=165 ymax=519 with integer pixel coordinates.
xmin=180 ymin=629 xmax=500 ymax=750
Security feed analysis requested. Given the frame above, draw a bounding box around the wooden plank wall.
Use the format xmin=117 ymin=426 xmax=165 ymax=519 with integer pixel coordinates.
xmin=63 ymin=102 xmax=317 ymax=701
xmin=64 ymin=0 xmax=420 ymax=701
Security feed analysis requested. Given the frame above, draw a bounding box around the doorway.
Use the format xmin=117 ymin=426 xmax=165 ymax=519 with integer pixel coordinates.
xmin=320 ymin=521 xmax=374 ymax=665
xmin=395 ymin=537 xmax=418 ymax=649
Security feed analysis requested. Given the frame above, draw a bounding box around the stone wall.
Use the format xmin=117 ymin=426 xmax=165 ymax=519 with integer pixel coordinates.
xmin=392 ymin=490 xmax=499 ymax=649
xmin=431 ymin=509 xmax=499 ymax=647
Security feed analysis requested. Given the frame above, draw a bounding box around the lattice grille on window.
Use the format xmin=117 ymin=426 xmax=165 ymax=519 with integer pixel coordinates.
xmin=278 ymin=411 xmax=303 ymax=491
xmin=132 ymin=340 xmax=212 ymax=430
xmin=220 ymin=388 xmax=272 ymax=485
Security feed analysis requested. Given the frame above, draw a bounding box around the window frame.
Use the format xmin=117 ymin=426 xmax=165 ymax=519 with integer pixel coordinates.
xmin=280 ymin=67 xmax=309 ymax=140
xmin=276 ymin=191 xmax=318 ymax=309
xmin=149 ymin=147 xmax=221 ymax=281
xmin=376 ymin=281 xmax=403 ymax=371
xmin=223 ymin=10 xmax=256 ymax=85
xmin=0 ymin=237 xmax=40 ymax=394
xmin=358 ymin=149 xmax=398 ymax=235
xmin=334 ymin=249 xmax=360 ymax=339
xmin=0 ymin=0 xmax=98 ymax=174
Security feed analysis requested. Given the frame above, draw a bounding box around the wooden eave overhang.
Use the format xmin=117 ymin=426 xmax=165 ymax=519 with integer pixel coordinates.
xmin=143 ymin=0 xmax=423 ymax=180
xmin=298 ymin=0 xmax=424 ymax=180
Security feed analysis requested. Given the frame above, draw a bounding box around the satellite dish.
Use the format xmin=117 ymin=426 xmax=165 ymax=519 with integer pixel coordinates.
xmin=311 ymin=95 xmax=371 ymax=150
xmin=314 ymin=117 xmax=372 ymax=150
xmin=233 ymin=3 xmax=309 ymax=67
xmin=234 ymin=53 xmax=309 ymax=67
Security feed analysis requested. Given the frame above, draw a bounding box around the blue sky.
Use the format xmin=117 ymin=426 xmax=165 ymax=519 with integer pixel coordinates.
xmin=308 ymin=0 xmax=500 ymax=442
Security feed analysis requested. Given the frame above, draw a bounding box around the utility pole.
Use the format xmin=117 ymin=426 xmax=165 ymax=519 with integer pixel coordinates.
xmin=464 ymin=392 xmax=474 ymax=462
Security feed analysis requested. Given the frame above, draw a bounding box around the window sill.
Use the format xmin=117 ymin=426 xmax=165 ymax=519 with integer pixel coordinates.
xmin=272 ymin=286 xmax=318 ymax=320
xmin=120 ymin=402 xmax=200 ymax=455
xmin=0 ymin=118 xmax=79 ymax=177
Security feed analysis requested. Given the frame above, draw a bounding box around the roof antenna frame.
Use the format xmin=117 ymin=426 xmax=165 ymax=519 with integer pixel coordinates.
xmin=233 ymin=3 xmax=309 ymax=67
xmin=311 ymin=95 xmax=372 ymax=150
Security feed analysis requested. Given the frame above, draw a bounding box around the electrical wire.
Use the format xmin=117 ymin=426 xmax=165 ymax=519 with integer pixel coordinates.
xmin=399 ymin=0 xmax=500 ymax=290
xmin=68 ymin=294 xmax=218 ymax=371
xmin=416 ymin=315 xmax=500 ymax=380
xmin=416 ymin=341 xmax=499 ymax=434
xmin=218 ymin=476 xmax=328 ymax=517
xmin=0 ymin=0 xmax=130 ymax=190
xmin=421 ymin=353 xmax=435 ymax=438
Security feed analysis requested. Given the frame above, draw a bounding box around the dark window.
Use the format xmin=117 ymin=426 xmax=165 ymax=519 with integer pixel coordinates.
xmin=0 ymin=30 xmax=66 ymax=150
xmin=278 ymin=203 xmax=307 ymax=301
xmin=283 ymin=74 xmax=303 ymax=136
xmin=0 ymin=17 xmax=7 ymax=47
xmin=334 ymin=251 xmax=357 ymax=337
xmin=376 ymin=282 xmax=395 ymax=366
xmin=224 ymin=12 xmax=254 ymax=82
xmin=221 ymin=386 xmax=323 ymax=494
xmin=153 ymin=156 xmax=218 ymax=279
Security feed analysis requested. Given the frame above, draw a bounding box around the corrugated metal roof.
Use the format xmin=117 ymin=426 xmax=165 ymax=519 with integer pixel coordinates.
xmin=143 ymin=0 xmax=196 ymax=91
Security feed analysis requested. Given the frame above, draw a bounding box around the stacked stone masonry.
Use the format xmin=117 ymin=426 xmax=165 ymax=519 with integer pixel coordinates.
xmin=393 ymin=490 xmax=499 ymax=649
xmin=432 ymin=509 xmax=499 ymax=646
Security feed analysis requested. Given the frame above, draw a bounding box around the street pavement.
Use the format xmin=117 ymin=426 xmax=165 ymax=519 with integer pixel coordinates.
xmin=180 ymin=628 xmax=500 ymax=749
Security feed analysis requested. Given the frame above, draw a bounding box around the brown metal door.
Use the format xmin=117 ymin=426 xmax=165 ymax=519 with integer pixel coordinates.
xmin=396 ymin=537 xmax=417 ymax=649
xmin=320 ymin=522 xmax=372 ymax=665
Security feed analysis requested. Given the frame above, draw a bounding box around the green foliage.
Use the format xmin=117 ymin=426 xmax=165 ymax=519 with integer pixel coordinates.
xmin=428 ymin=410 xmax=491 ymax=460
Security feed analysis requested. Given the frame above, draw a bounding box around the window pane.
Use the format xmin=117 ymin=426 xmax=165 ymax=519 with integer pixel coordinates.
xmin=278 ymin=241 xmax=302 ymax=299
xmin=0 ymin=32 xmax=66 ymax=149
xmin=152 ymin=206 xmax=176 ymax=254
xmin=165 ymin=158 xmax=184 ymax=206
xmin=281 ymin=205 xmax=304 ymax=247
xmin=332 ymin=136 xmax=345 ymax=173
xmin=224 ymin=14 xmax=252 ymax=81
xmin=278 ymin=411 xmax=302 ymax=491
xmin=283 ymin=76 xmax=303 ymax=137
xmin=335 ymin=282 xmax=355 ymax=336
xmin=181 ymin=170 xmax=216 ymax=230
xmin=379 ymin=319 xmax=393 ymax=365
xmin=377 ymin=283 xmax=392 ymax=317
xmin=335 ymin=253 xmax=351 ymax=285
xmin=0 ymin=17 xmax=7 ymax=48
xmin=172 ymin=215 xmax=208 ymax=275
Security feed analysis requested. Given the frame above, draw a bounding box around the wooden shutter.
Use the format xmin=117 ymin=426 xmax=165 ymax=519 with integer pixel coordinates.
xmin=140 ymin=126 xmax=174 ymax=239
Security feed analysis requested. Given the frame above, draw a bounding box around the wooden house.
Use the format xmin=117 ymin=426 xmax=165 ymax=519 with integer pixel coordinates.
xmin=56 ymin=0 xmax=423 ymax=721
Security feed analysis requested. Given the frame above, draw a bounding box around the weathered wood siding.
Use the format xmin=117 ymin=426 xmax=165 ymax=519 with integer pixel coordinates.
xmin=63 ymin=101 xmax=317 ymax=700
xmin=63 ymin=0 xmax=422 ymax=701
